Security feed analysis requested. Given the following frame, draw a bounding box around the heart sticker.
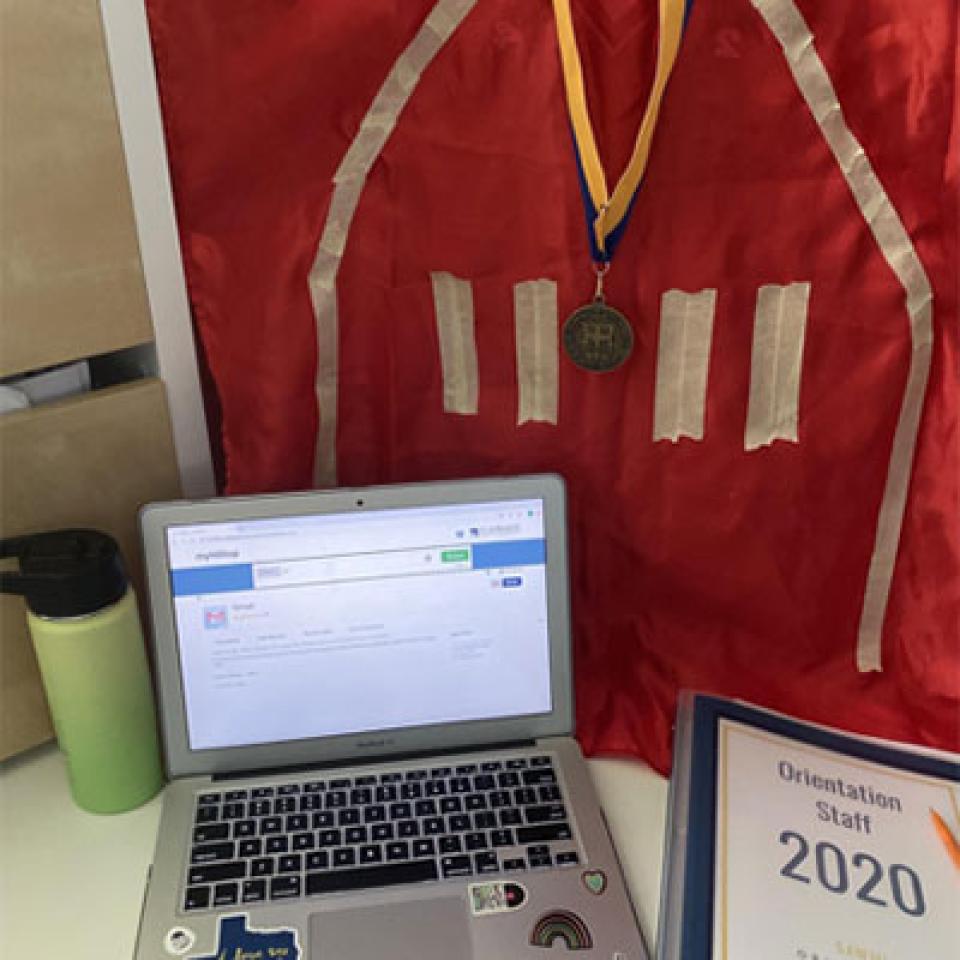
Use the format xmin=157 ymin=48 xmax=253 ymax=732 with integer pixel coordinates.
xmin=582 ymin=870 xmax=607 ymax=895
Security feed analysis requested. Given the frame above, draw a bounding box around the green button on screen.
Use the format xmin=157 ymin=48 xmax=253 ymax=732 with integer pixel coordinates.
xmin=441 ymin=548 xmax=470 ymax=563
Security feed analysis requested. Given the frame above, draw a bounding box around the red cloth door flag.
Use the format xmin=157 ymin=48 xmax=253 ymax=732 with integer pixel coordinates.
xmin=146 ymin=0 xmax=959 ymax=773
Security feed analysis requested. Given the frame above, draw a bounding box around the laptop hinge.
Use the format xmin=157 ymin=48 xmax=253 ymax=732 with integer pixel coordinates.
xmin=211 ymin=738 xmax=538 ymax=783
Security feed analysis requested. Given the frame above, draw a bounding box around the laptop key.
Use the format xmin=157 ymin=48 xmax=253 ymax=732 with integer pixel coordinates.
xmin=371 ymin=823 xmax=393 ymax=842
xmin=502 ymin=858 xmax=526 ymax=872
xmin=449 ymin=777 xmax=471 ymax=793
xmin=265 ymin=836 xmax=289 ymax=855
xmin=423 ymin=817 xmax=445 ymax=836
xmin=440 ymin=797 xmax=462 ymax=814
xmin=188 ymin=862 xmax=246 ymax=885
xmin=198 ymin=792 xmax=221 ymax=805
xmin=364 ymin=804 xmax=386 ymax=824
xmin=439 ymin=836 xmax=462 ymax=854
xmin=249 ymin=800 xmax=270 ymax=817
xmin=312 ymin=811 xmax=334 ymax=829
xmin=306 ymin=851 xmax=329 ymax=870
xmin=475 ymin=852 xmax=499 ymax=874
xmin=183 ymin=886 xmax=211 ymax=911
xmin=380 ymin=772 xmax=402 ymax=784
xmin=489 ymin=791 xmax=511 ymax=808
xmin=355 ymin=775 xmax=377 ymax=786
xmin=238 ymin=838 xmax=262 ymax=858
xmin=390 ymin=802 xmax=412 ymax=819
xmin=224 ymin=789 xmax=247 ymax=802
xmin=233 ymin=820 xmax=256 ymax=838
xmin=251 ymin=858 xmax=274 ymax=877
xmin=277 ymin=784 xmax=300 ymax=795
xmin=222 ymin=802 xmax=245 ymax=819
xmin=279 ymin=854 xmax=302 ymax=873
xmin=270 ymin=876 xmax=301 ymax=900
xmin=345 ymin=826 xmax=367 ymax=845
xmin=333 ymin=848 xmax=356 ymax=867
xmin=397 ymin=820 xmax=419 ymax=838
xmin=318 ymin=829 xmax=342 ymax=847
xmin=491 ymin=829 xmax=515 ymax=847
xmin=293 ymin=832 xmax=315 ymax=851
xmin=530 ymin=756 xmax=552 ymax=767
xmin=499 ymin=809 xmax=522 ymax=827
xmin=286 ymin=814 xmax=308 ymax=832
xmin=414 ymin=799 xmax=436 ymax=817
xmin=506 ymin=759 xmax=528 ymax=769
xmin=359 ymin=844 xmax=382 ymax=864
xmin=529 ymin=853 xmax=553 ymax=869
xmin=330 ymin=778 xmax=351 ymax=789
xmin=376 ymin=785 xmax=397 ymax=803
xmin=307 ymin=859 xmax=438 ymax=895
xmin=242 ymin=879 xmax=267 ymax=903
xmin=556 ymin=851 xmax=580 ymax=866
xmin=516 ymin=823 xmax=572 ymax=845
xmin=480 ymin=762 xmax=501 ymax=772
xmin=251 ymin=787 xmax=274 ymax=799
xmin=425 ymin=781 xmax=446 ymax=796
xmin=274 ymin=797 xmax=296 ymax=814
xmin=303 ymin=781 xmax=325 ymax=793
xmin=524 ymin=804 xmax=566 ymax=824
xmin=325 ymin=791 xmax=347 ymax=808
xmin=522 ymin=768 xmax=557 ymax=786
xmin=539 ymin=785 xmax=562 ymax=802
xmin=213 ymin=882 xmax=238 ymax=906
xmin=195 ymin=806 xmax=219 ymax=824
xmin=260 ymin=817 xmax=282 ymax=834
xmin=465 ymin=795 xmax=487 ymax=811
xmin=191 ymin=842 xmax=235 ymax=864
xmin=300 ymin=794 xmax=321 ymax=811
xmin=441 ymin=855 xmax=473 ymax=878
xmin=455 ymin=764 xmax=477 ymax=775
xmin=473 ymin=812 xmax=496 ymax=830
xmin=473 ymin=775 xmax=496 ymax=791
xmin=513 ymin=788 xmax=537 ymax=806
xmin=413 ymin=838 xmax=435 ymax=857
xmin=385 ymin=841 xmax=409 ymax=861
xmin=193 ymin=823 xmax=229 ymax=844
xmin=465 ymin=832 xmax=488 ymax=852
xmin=400 ymin=783 xmax=422 ymax=800
xmin=449 ymin=814 xmax=471 ymax=832
xmin=497 ymin=772 xmax=520 ymax=788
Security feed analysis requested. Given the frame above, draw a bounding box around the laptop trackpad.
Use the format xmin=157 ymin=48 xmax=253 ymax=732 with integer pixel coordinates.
xmin=309 ymin=896 xmax=473 ymax=960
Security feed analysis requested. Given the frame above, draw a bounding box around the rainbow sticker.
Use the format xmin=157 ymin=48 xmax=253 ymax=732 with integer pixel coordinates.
xmin=529 ymin=910 xmax=593 ymax=950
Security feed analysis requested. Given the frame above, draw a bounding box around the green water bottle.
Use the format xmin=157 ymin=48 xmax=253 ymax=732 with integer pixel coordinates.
xmin=0 ymin=530 xmax=163 ymax=813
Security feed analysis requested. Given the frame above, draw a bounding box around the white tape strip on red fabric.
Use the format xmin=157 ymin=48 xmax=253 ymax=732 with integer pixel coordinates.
xmin=431 ymin=272 xmax=479 ymax=415
xmin=653 ymin=288 xmax=716 ymax=442
xmin=308 ymin=0 xmax=479 ymax=487
xmin=514 ymin=280 xmax=559 ymax=425
xmin=744 ymin=282 xmax=809 ymax=450
xmin=751 ymin=0 xmax=934 ymax=671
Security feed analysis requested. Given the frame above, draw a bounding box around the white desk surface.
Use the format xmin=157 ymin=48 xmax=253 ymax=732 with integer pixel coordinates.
xmin=0 ymin=743 xmax=669 ymax=958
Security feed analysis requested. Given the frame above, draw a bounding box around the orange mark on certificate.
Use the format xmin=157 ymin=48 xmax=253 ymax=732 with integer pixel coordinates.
xmin=930 ymin=808 xmax=960 ymax=870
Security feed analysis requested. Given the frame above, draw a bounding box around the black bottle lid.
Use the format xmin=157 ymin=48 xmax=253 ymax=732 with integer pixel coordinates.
xmin=0 ymin=529 xmax=128 ymax=618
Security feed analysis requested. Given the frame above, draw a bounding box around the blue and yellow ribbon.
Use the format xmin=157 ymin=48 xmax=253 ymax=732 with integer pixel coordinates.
xmin=552 ymin=0 xmax=693 ymax=263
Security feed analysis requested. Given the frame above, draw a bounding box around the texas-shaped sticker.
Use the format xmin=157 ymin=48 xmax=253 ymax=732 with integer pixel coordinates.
xmin=191 ymin=915 xmax=299 ymax=960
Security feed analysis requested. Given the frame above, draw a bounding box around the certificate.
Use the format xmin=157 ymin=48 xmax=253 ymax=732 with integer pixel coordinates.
xmin=657 ymin=693 xmax=960 ymax=960
xmin=713 ymin=718 xmax=960 ymax=960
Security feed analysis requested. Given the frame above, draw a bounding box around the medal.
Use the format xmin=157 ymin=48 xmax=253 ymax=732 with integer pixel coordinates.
xmin=562 ymin=264 xmax=634 ymax=372
xmin=552 ymin=0 xmax=691 ymax=372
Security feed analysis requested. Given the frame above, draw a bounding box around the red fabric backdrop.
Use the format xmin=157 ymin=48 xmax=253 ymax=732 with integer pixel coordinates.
xmin=146 ymin=0 xmax=959 ymax=773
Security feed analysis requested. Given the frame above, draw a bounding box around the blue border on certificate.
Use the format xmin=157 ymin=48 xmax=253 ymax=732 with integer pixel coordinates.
xmin=678 ymin=695 xmax=960 ymax=959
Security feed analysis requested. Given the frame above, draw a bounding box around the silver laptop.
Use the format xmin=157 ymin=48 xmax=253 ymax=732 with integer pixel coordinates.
xmin=134 ymin=474 xmax=647 ymax=960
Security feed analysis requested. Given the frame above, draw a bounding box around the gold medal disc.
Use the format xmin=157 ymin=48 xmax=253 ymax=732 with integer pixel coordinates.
xmin=562 ymin=301 xmax=634 ymax=373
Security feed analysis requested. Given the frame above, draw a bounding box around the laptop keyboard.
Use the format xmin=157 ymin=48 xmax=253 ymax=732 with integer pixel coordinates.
xmin=183 ymin=754 xmax=579 ymax=912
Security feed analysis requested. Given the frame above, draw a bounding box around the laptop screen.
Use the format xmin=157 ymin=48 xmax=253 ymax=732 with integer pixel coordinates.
xmin=164 ymin=498 xmax=552 ymax=751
